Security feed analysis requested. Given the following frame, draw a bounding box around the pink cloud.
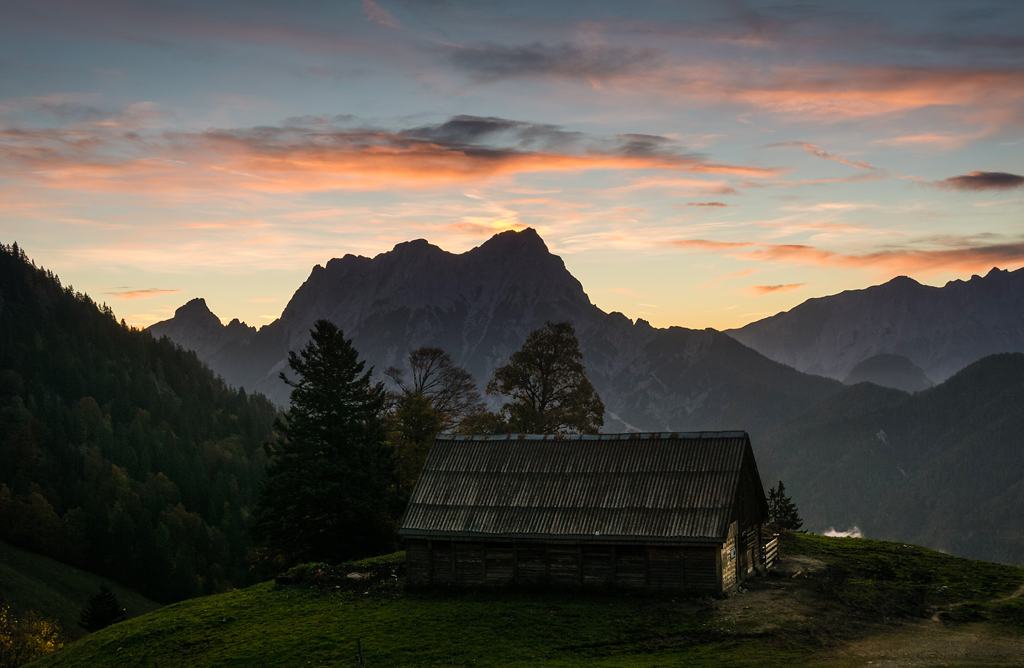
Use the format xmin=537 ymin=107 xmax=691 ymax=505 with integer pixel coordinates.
xmin=362 ymin=0 xmax=400 ymax=28
xmin=749 ymin=283 xmax=805 ymax=295
xmin=0 ymin=120 xmax=783 ymax=196
xmin=103 ymin=288 xmax=182 ymax=300
xmin=766 ymin=141 xmax=875 ymax=169
xmin=670 ymin=237 xmax=1024 ymax=278
xmin=699 ymin=267 xmax=756 ymax=289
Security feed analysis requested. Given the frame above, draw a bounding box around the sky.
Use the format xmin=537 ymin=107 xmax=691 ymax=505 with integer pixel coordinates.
xmin=2 ymin=0 xmax=1023 ymax=331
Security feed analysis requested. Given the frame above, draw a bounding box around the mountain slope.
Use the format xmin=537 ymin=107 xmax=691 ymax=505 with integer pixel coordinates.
xmin=0 ymin=539 xmax=160 ymax=640
xmin=726 ymin=268 xmax=1024 ymax=382
xmin=0 ymin=242 xmax=279 ymax=602
xmin=843 ymin=353 xmax=933 ymax=392
xmin=148 ymin=229 xmax=843 ymax=435
xmin=759 ymin=353 xmax=1024 ymax=566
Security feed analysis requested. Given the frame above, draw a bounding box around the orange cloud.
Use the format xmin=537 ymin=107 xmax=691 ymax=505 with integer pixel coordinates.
xmin=0 ymin=119 xmax=781 ymax=196
xmin=749 ymin=283 xmax=805 ymax=295
xmin=684 ymin=201 xmax=730 ymax=207
xmin=710 ymin=66 xmax=1024 ymax=119
xmin=670 ymin=237 xmax=1024 ymax=278
xmin=103 ymin=288 xmax=183 ymax=300
xmin=699 ymin=267 xmax=756 ymax=289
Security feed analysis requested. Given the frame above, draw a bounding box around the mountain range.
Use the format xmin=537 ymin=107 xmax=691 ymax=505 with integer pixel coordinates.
xmin=726 ymin=268 xmax=1024 ymax=383
xmin=149 ymin=229 xmax=842 ymax=435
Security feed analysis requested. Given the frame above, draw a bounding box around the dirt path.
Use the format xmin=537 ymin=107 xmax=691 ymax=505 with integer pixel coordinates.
xmin=818 ymin=621 xmax=1024 ymax=667
xmin=930 ymin=579 xmax=1024 ymax=622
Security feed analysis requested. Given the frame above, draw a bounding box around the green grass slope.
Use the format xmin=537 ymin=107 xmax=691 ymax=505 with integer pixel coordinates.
xmin=28 ymin=534 xmax=1024 ymax=667
xmin=0 ymin=540 xmax=160 ymax=640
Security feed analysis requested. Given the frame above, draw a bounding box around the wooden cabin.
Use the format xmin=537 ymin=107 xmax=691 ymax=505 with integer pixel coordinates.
xmin=399 ymin=431 xmax=769 ymax=595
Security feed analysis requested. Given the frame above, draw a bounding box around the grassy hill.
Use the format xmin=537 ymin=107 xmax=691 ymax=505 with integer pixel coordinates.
xmin=28 ymin=534 xmax=1024 ymax=667
xmin=0 ymin=540 xmax=160 ymax=641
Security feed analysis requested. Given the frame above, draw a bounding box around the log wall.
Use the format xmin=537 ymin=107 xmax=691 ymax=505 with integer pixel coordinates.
xmin=405 ymin=538 xmax=739 ymax=594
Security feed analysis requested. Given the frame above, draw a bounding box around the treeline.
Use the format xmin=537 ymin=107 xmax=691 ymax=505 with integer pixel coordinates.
xmin=0 ymin=243 xmax=279 ymax=602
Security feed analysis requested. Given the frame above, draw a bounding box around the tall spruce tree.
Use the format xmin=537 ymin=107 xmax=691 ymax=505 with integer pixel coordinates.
xmin=77 ymin=584 xmax=125 ymax=633
xmin=250 ymin=320 xmax=396 ymax=562
xmin=767 ymin=480 xmax=803 ymax=531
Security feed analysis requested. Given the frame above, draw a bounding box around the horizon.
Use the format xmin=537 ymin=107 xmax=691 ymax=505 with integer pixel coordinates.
xmin=138 ymin=227 xmax=1020 ymax=333
xmin=2 ymin=0 xmax=1023 ymax=330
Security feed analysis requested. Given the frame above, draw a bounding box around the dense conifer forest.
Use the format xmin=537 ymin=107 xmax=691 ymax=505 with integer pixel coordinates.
xmin=0 ymin=243 xmax=279 ymax=602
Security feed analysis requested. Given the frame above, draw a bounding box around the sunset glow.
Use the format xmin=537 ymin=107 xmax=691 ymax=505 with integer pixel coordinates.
xmin=2 ymin=0 xmax=1022 ymax=330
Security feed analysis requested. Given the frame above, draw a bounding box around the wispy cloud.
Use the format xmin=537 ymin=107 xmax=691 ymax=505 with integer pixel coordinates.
xmin=670 ymin=237 xmax=1024 ymax=277
xmin=699 ymin=267 xmax=756 ymax=289
xmin=765 ymin=141 xmax=875 ymax=169
xmin=362 ymin=0 xmax=400 ymax=28
xmin=0 ymin=115 xmax=781 ymax=196
xmin=446 ymin=42 xmax=660 ymax=83
xmin=935 ymin=171 xmax=1024 ymax=191
xmin=749 ymin=283 xmax=805 ymax=295
xmin=103 ymin=288 xmax=182 ymax=300
xmin=684 ymin=201 xmax=731 ymax=207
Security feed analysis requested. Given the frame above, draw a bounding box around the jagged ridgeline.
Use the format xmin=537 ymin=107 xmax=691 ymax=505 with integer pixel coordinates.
xmin=0 ymin=243 xmax=279 ymax=602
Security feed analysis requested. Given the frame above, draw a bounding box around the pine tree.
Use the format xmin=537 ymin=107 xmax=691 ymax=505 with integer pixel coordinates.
xmin=767 ymin=480 xmax=803 ymax=531
xmin=250 ymin=320 xmax=396 ymax=562
xmin=77 ymin=584 xmax=125 ymax=633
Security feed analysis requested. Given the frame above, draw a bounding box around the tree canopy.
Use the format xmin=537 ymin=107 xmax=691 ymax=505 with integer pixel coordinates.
xmin=384 ymin=347 xmax=484 ymax=497
xmin=384 ymin=347 xmax=485 ymax=432
xmin=0 ymin=243 xmax=279 ymax=602
xmin=468 ymin=322 xmax=604 ymax=434
xmin=250 ymin=320 xmax=396 ymax=563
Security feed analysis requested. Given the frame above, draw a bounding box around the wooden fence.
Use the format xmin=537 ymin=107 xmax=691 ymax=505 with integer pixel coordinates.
xmin=763 ymin=536 xmax=779 ymax=570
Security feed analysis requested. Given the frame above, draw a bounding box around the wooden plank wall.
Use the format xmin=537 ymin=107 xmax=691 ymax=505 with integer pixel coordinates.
xmin=407 ymin=539 xmax=430 ymax=584
xmin=410 ymin=540 xmax=724 ymax=593
xmin=720 ymin=522 xmax=739 ymax=592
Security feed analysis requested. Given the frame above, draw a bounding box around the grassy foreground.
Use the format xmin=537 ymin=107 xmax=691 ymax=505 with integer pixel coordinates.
xmin=0 ymin=540 xmax=161 ymax=641
xmin=29 ymin=534 xmax=1024 ymax=667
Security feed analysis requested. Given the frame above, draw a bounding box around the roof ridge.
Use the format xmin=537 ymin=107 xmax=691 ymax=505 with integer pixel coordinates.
xmin=442 ymin=431 xmax=749 ymax=441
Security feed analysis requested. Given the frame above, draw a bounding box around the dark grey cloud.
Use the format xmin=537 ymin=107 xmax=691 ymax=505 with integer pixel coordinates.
xmin=32 ymin=102 xmax=110 ymax=123
xmin=612 ymin=134 xmax=678 ymax=157
xmin=938 ymin=171 xmax=1024 ymax=191
xmin=446 ymin=42 xmax=660 ymax=82
xmin=399 ymin=116 xmax=698 ymax=160
xmin=402 ymin=115 xmax=582 ymax=150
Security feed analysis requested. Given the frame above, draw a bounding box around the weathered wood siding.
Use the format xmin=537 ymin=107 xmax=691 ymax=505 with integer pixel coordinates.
xmin=721 ymin=522 xmax=738 ymax=592
xmin=407 ymin=540 xmax=727 ymax=594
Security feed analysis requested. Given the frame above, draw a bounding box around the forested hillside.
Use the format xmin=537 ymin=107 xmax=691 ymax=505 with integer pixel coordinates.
xmin=0 ymin=243 xmax=279 ymax=602
xmin=759 ymin=353 xmax=1024 ymax=566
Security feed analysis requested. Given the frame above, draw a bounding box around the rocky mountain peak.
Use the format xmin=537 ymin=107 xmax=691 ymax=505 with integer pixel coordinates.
xmin=476 ymin=227 xmax=547 ymax=253
xmin=171 ymin=298 xmax=221 ymax=328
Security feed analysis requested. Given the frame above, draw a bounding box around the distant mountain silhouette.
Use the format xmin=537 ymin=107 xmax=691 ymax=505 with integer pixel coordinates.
xmin=147 ymin=228 xmax=842 ymax=435
xmin=843 ymin=353 xmax=934 ymax=393
xmin=148 ymin=298 xmax=255 ymax=361
xmin=727 ymin=268 xmax=1024 ymax=382
xmin=758 ymin=353 xmax=1024 ymax=567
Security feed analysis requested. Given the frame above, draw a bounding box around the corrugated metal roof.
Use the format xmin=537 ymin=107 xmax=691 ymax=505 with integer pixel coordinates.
xmin=399 ymin=431 xmax=762 ymax=543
